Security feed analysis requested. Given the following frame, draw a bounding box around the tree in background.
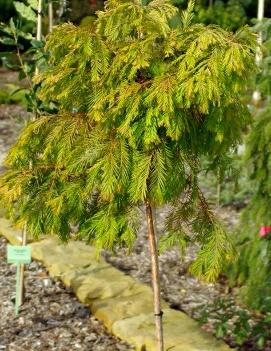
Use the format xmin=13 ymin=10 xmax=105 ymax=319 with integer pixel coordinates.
xmin=0 ymin=0 xmax=68 ymax=113
xmin=0 ymin=0 xmax=16 ymax=23
xmin=228 ymin=18 xmax=271 ymax=314
xmin=0 ymin=0 xmax=256 ymax=349
xmin=0 ymin=1 xmax=48 ymax=112
xmin=68 ymin=0 xmax=104 ymax=22
xmin=195 ymin=0 xmax=248 ymax=31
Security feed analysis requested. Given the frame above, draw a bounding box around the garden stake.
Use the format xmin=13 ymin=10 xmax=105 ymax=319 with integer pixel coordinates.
xmin=19 ymin=223 xmax=27 ymax=307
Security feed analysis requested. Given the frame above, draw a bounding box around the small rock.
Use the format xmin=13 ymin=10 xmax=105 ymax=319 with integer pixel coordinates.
xmin=42 ymin=278 xmax=52 ymax=287
xmin=85 ymin=333 xmax=97 ymax=343
xmin=17 ymin=317 xmax=25 ymax=325
xmin=49 ymin=302 xmax=61 ymax=314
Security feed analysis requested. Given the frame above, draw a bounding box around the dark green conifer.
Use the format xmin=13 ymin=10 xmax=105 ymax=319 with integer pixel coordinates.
xmin=227 ymin=107 xmax=271 ymax=313
xmin=227 ymin=19 xmax=271 ymax=313
xmin=0 ymin=0 xmax=256 ymax=349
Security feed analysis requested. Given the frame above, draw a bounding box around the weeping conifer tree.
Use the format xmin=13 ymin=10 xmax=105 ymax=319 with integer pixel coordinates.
xmin=0 ymin=0 xmax=256 ymax=349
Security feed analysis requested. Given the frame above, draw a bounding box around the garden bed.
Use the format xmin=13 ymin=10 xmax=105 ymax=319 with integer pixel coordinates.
xmin=0 ymin=74 xmax=270 ymax=351
xmin=0 ymin=236 xmax=132 ymax=351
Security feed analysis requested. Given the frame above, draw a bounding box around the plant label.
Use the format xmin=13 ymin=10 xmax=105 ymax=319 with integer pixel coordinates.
xmin=7 ymin=245 xmax=31 ymax=264
xmin=7 ymin=245 xmax=31 ymax=315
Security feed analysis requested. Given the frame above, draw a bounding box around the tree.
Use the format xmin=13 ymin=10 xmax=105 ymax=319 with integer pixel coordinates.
xmin=196 ymin=0 xmax=248 ymax=31
xmin=227 ymin=18 xmax=271 ymax=314
xmin=0 ymin=1 xmax=256 ymax=349
xmin=227 ymin=105 xmax=271 ymax=313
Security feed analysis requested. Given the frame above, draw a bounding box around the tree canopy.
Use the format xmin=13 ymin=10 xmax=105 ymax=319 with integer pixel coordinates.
xmin=0 ymin=0 xmax=256 ymax=282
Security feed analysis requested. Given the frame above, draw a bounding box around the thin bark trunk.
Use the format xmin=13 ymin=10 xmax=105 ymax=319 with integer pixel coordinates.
xmin=36 ymin=0 xmax=43 ymax=42
xmin=145 ymin=201 xmax=164 ymax=351
xmin=48 ymin=1 xmax=53 ymax=33
xmin=58 ymin=0 xmax=67 ymax=19
xmin=35 ymin=0 xmax=43 ymax=75
xmin=216 ymin=181 xmax=221 ymax=207
xmin=216 ymin=169 xmax=221 ymax=207
xmin=19 ymin=223 xmax=27 ymax=306
xmin=253 ymin=0 xmax=265 ymax=105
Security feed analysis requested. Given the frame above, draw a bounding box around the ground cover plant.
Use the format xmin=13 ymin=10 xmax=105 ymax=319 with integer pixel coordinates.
xmin=0 ymin=0 xmax=256 ymax=350
xmin=197 ymin=297 xmax=271 ymax=350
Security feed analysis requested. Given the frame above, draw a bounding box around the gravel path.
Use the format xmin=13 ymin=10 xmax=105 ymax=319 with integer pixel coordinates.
xmin=0 ymin=237 xmax=132 ymax=351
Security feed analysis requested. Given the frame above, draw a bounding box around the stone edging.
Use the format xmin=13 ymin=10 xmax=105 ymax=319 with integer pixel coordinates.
xmin=0 ymin=217 xmax=233 ymax=351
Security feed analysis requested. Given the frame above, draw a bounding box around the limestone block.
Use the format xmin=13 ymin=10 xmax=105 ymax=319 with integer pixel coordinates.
xmin=112 ymin=309 xmax=233 ymax=351
xmin=61 ymin=262 xmax=109 ymax=286
xmin=31 ymin=239 xmax=59 ymax=263
xmin=92 ymin=290 xmax=154 ymax=330
xmin=0 ymin=218 xmax=22 ymax=245
xmin=71 ymin=266 xmax=135 ymax=302
xmin=91 ymin=283 xmax=170 ymax=330
xmin=31 ymin=238 xmax=102 ymax=277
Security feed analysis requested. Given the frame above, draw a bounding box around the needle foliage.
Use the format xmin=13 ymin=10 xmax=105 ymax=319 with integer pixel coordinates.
xmin=227 ymin=19 xmax=271 ymax=312
xmin=227 ymin=106 xmax=271 ymax=312
xmin=0 ymin=0 xmax=256 ymax=281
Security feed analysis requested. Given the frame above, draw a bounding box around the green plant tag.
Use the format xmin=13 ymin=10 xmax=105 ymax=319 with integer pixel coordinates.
xmin=7 ymin=245 xmax=31 ymax=264
xmin=7 ymin=245 xmax=31 ymax=316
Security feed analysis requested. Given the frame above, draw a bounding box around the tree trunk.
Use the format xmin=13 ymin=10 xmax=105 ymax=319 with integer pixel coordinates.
xmin=253 ymin=0 xmax=265 ymax=105
xmin=35 ymin=0 xmax=43 ymax=75
xmin=48 ymin=1 xmax=53 ymax=33
xmin=145 ymin=201 xmax=164 ymax=351
xmin=58 ymin=0 xmax=67 ymax=20
xmin=37 ymin=0 xmax=43 ymax=41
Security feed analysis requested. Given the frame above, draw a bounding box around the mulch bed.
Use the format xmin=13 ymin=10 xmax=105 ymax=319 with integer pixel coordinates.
xmin=0 ymin=237 xmax=132 ymax=351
